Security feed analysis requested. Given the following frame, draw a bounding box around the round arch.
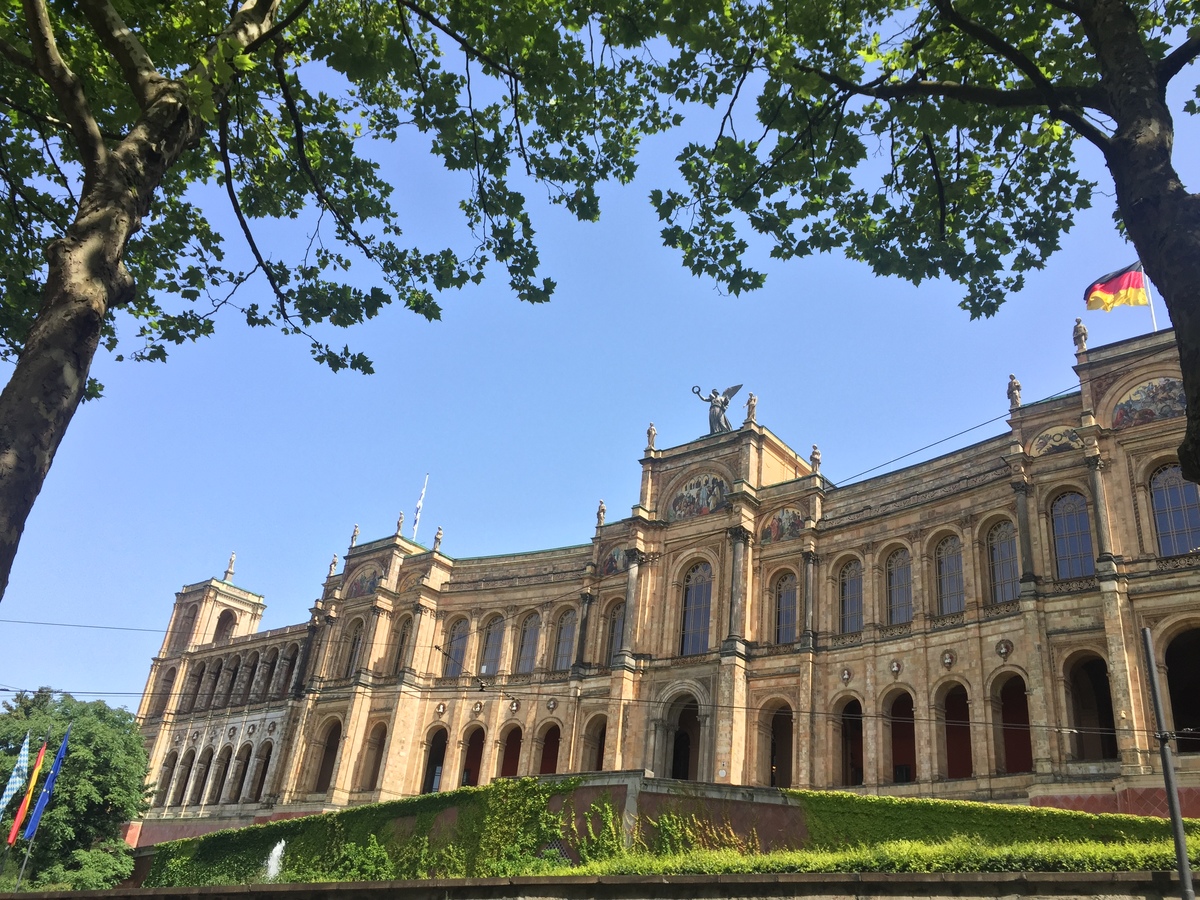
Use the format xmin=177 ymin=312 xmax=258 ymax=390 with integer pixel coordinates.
xmin=879 ymin=685 xmax=917 ymax=784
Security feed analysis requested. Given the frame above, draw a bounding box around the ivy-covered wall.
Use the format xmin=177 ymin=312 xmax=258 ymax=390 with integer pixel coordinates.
xmin=146 ymin=778 xmax=576 ymax=887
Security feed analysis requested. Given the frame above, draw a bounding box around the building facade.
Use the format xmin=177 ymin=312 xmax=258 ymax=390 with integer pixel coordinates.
xmin=132 ymin=328 xmax=1200 ymax=846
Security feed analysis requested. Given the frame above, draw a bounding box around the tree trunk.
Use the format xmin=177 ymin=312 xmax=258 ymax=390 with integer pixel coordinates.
xmin=1082 ymin=0 xmax=1200 ymax=481
xmin=0 ymin=208 xmax=132 ymax=597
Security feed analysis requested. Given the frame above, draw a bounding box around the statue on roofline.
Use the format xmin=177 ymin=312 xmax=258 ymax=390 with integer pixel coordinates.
xmin=693 ymin=384 xmax=742 ymax=434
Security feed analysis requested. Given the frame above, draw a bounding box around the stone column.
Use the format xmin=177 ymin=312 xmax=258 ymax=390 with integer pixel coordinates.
xmin=1012 ymin=481 xmax=1037 ymax=590
xmin=401 ymin=607 xmax=423 ymax=674
xmin=363 ymin=606 xmax=387 ymax=674
xmin=1086 ymin=456 xmax=1115 ymax=561
xmin=619 ymin=549 xmax=644 ymax=654
xmin=801 ymin=550 xmax=818 ymax=649
xmin=292 ymin=617 xmax=321 ymax=698
xmin=725 ymin=526 xmax=752 ymax=643
xmin=574 ymin=592 xmax=594 ymax=669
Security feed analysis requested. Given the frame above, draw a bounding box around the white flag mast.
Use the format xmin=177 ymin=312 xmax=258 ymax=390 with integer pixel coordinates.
xmin=411 ymin=473 xmax=429 ymax=542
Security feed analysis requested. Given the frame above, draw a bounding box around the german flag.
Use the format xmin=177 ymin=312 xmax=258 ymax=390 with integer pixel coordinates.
xmin=1085 ymin=261 xmax=1149 ymax=311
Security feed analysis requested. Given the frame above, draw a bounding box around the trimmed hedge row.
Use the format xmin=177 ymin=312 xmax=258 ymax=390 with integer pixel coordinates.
xmin=785 ymin=790 xmax=1199 ymax=849
xmin=559 ymin=835 xmax=1200 ymax=876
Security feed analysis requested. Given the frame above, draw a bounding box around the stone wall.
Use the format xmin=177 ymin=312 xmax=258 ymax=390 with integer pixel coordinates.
xmin=0 ymin=871 xmax=1188 ymax=900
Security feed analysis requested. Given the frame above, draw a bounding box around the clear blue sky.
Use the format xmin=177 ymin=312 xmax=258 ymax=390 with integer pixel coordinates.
xmin=1 ymin=80 xmax=1196 ymax=712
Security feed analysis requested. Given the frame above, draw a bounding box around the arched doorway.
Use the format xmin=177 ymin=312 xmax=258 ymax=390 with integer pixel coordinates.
xmin=249 ymin=743 xmax=274 ymax=802
xmin=228 ymin=743 xmax=253 ymax=803
xmin=462 ymin=726 xmax=485 ymax=786
xmin=759 ymin=702 xmax=793 ymax=788
xmin=171 ymin=749 xmax=195 ymax=806
xmin=941 ymin=684 xmax=973 ymax=779
xmin=500 ymin=727 xmax=523 ymax=777
xmin=358 ymin=723 xmax=387 ymax=790
xmin=994 ymin=674 xmax=1033 ymax=773
xmin=583 ymin=716 xmax=607 ymax=771
xmin=885 ymin=691 xmax=916 ymax=784
xmin=422 ymin=728 xmax=448 ymax=793
xmin=1065 ymin=654 xmax=1118 ymax=760
xmin=207 ymin=746 xmax=232 ymax=804
xmin=836 ymin=698 xmax=864 ymax=786
xmin=154 ymin=752 xmax=178 ymax=807
xmin=1166 ymin=628 xmax=1200 ymax=753
xmin=539 ymin=725 xmax=560 ymax=774
xmin=314 ymin=719 xmax=342 ymax=793
xmin=670 ymin=697 xmax=701 ymax=780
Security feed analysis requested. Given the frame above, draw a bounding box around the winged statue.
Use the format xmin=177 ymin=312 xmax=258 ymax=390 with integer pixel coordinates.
xmin=692 ymin=384 xmax=742 ymax=434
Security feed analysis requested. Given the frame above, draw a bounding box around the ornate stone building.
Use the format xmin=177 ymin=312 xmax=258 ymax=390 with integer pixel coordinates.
xmin=132 ymin=327 xmax=1200 ymax=846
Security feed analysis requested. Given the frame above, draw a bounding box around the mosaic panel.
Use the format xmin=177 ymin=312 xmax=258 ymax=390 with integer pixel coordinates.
xmin=1112 ymin=377 xmax=1185 ymax=429
xmin=600 ymin=547 xmax=626 ymax=576
xmin=666 ymin=473 xmax=729 ymax=521
xmin=760 ymin=507 xmax=806 ymax=545
xmin=1028 ymin=426 xmax=1083 ymax=457
xmin=345 ymin=565 xmax=381 ymax=598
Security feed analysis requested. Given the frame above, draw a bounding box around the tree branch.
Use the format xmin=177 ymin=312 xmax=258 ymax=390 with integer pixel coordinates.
xmin=0 ymin=92 xmax=124 ymax=140
xmin=396 ymin=0 xmax=520 ymax=80
xmin=928 ymin=0 xmax=1112 ymax=147
xmin=244 ymin=0 xmax=314 ymax=54
xmin=922 ymin=133 xmax=948 ymax=239
xmin=931 ymin=0 xmax=1060 ymax=101
xmin=218 ymin=102 xmax=289 ymax=323
xmin=20 ymin=0 xmax=107 ymax=185
xmin=0 ymin=36 xmax=36 ymax=72
xmin=1159 ymin=36 xmax=1200 ymax=84
xmin=270 ymin=45 xmax=385 ymax=265
xmin=77 ymin=0 xmax=166 ymax=111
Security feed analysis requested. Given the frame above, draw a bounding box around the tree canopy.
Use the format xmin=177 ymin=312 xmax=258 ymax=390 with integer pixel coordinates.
xmin=0 ymin=0 xmax=1198 ymax=598
xmin=646 ymin=0 xmax=1200 ymax=467
xmin=0 ymin=689 xmax=148 ymax=889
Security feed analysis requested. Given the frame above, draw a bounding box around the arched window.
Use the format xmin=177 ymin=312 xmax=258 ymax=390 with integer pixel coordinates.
xmin=680 ymin=562 xmax=713 ymax=656
xmin=553 ymin=609 xmax=576 ymax=671
xmin=391 ymin=617 xmax=413 ymax=676
xmin=213 ymin=609 xmax=237 ymax=643
xmin=173 ymin=604 xmax=198 ymax=651
xmin=885 ymin=550 xmax=912 ymax=625
xmin=237 ymin=653 xmax=259 ymax=705
xmin=606 ymin=602 xmax=625 ymax=663
xmin=839 ymin=560 xmax=863 ymax=634
xmin=314 ymin=720 xmax=342 ymax=793
xmin=516 ymin=613 xmax=540 ymax=674
xmin=1151 ymin=465 xmax=1200 ymax=557
xmin=774 ymin=573 xmax=798 ymax=644
xmin=935 ymin=536 xmax=964 ymax=615
xmin=150 ymin=667 xmax=176 ymax=717
xmin=249 ymin=742 xmax=274 ymax=802
xmin=344 ymin=619 xmax=364 ymax=677
xmin=443 ymin=619 xmax=468 ymax=677
xmin=1052 ymin=492 xmax=1094 ymax=579
xmin=478 ymin=616 xmax=504 ymax=676
xmin=987 ymin=521 xmax=1020 ymax=604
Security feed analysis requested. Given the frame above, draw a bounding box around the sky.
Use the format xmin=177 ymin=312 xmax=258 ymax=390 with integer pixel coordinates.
xmin=1 ymin=59 xmax=1197 ymax=714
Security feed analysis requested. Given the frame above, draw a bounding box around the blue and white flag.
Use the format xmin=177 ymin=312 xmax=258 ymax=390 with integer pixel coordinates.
xmin=0 ymin=733 xmax=30 ymax=814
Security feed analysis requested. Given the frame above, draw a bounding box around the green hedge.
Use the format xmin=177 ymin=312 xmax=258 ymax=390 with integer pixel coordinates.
xmin=558 ymin=834 xmax=1200 ymax=876
xmin=144 ymin=781 xmax=1200 ymax=886
xmin=785 ymin=790 xmax=1198 ymax=849
xmin=145 ymin=778 xmax=575 ymax=887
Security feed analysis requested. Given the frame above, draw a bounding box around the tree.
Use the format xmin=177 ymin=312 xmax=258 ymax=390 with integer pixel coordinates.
xmin=0 ymin=689 xmax=148 ymax=888
xmin=647 ymin=0 xmax=1200 ymax=472
xmin=0 ymin=0 xmax=671 ymax=598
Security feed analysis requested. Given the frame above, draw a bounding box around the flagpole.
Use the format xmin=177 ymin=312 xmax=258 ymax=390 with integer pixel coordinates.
xmin=1145 ymin=272 xmax=1160 ymax=332
xmin=14 ymin=838 xmax=34 ymax=890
